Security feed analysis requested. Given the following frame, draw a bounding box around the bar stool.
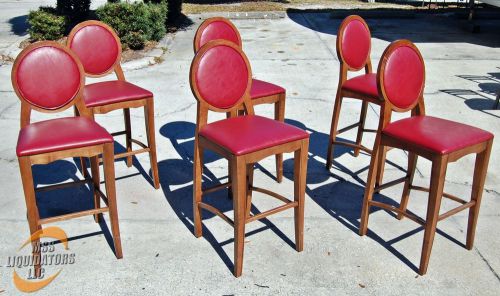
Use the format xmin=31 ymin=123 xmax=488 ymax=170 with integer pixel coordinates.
xmin=190 ymin=40 xmax=310 ymax=277
xmin=67 ymin=20 xmax=160 ymax=189
xmin=359 ymin=40 xmax=494 ymax=275
xmin=326 ymin=15 xmax=387 ymax=185
xmin=12 ymin=42 xmax=123 ymax=270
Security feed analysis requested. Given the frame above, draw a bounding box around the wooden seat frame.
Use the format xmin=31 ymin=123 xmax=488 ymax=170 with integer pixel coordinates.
xmin=68 ymin=20 xmax=160 ymax=189
xmin=359 ymin=40 xmax=494 ymax=275
xmin=191 ymin=40 xmax=309 ymax=277
xmin=194 ymin=17 xmax=286 ymax=183
xmin=12 ymin=42 xmax=123 ymax=276
xmin=326 ymin=15 xmax=387 ymax=185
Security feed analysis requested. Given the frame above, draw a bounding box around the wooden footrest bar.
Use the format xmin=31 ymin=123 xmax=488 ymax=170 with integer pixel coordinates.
xmin=246 ymin=201 xmax=298 ymax=223
xmin=369 ymin=200 xmax=426 ymax=225
xmin=337 ymin=122 xmax=361 ymax=134
xmin=374 ymin=176 xmax=409 ymax=193
xmin=131 ymin=139 xmax=148 ymax=149
xmin=114 ymin=148 xmax=150 ymax=160
xmin=111 ymin=131 xmax=127 ymax=137
xmin=198 ymin=202 xmax=234 ymax=226
xmin=410 ymin=185 xmax=468 ymax=204
xmin=438 ymin=201 xmax=475 ymax=221
xmin=250 ymin=186 xmax=291 ymax=204
xmin=202 ymin=182 xmax=231 ymax=195
xmin=332 ymin=140 xmax=372 ymax=154
xmin=38 ymin=207 xmax=109 ymax=225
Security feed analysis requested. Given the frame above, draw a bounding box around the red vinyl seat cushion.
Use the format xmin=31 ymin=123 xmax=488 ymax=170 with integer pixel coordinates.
xmin=83 ymin=80 xmax=153 ymax=108
xmin=382 ymin=116 xmax=493 ymax=155
xmin=342 ymin=73 xmax=378 ymax=98
xmin=17 ymin=117 xmax=113 ymax=157
xmin=250 ymin=79 xmax=285 ymax=99
xmin=199 ymin=115 xmax=309 ymax=156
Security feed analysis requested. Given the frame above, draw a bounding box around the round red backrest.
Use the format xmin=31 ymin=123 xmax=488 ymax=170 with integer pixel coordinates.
xmin=69 ymin=22 xmax=120 ymax=76
xmin=14 ymin=44 xmax=82 ymax=110
xmin=380 ymin=41 xmax=425 ymax=111
xmin=193 ymin=42 xmax=249 ymax=110
xmin=338 ymin=16 xmax=371 ymax=70
xmin=196 ymin=19 xmax=241 ymax=51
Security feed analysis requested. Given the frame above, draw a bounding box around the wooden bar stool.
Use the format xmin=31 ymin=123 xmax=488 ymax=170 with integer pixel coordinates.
xmin=67 ymin=20 xmax=160 ymax=189
xmin=12 ymin=42 xmax=123 ymax=269
xmin=194 ymin=17 xmax=287 ymax=183
xmin=190 ymin=40 xmax=309 ymax=277
xmin=359 ymin=40 xmax=494 ymax=275
xmin=326 ymin=15 xmax=387 ymax=185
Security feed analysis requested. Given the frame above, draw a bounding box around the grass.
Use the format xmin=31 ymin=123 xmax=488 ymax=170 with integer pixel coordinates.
xmin=182 ymin=0 xmax=418 ymax=14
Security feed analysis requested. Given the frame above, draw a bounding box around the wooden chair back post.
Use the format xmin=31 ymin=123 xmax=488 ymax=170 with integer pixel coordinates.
xmin=377 ymin=39 xmax=426 ymax=130
xmin=67 ymin=20 xmax=125 ymax=81
xmin=190 ymin=40 xmax=254 ymax=134
xmin=11 ymin=41 xmax=87 ymax=128
xmin=193 ymin=17 xmax=242 ymax=53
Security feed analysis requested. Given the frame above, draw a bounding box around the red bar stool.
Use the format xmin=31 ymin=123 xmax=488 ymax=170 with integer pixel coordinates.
xmin=359 ymin=40 xmax=494 ymax=275
xmin=194 ymin=17 xmax=287 ymax=183
xmin=12 ymin=42 xmax=123 ymax=267
xmin=326 ymin=15 xmax=387 ymax=185
xmin=67 ymin=20 xmax=160 ymax=189
xmin=190 ymin=40 xmax=309 ymax=277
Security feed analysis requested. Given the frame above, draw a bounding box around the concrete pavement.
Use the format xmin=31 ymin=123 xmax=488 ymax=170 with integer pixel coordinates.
xmin=0 ymin=7 xmax=500 ymax=295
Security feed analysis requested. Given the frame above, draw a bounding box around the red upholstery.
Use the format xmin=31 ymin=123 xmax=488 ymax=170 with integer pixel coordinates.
xmin=17 ymin=117 xmax=113 ymax=157
xmin=340 ymin=19 xmax=370 ymax=70
xmin=83 ymin=81 xmax=153 ymax=107
xmin=195 ymin=44 xmax=249 ymax=110
xmin=342 ymin=73 xmax=378 ymax=98
xmin=199 ymin=115 xmax=309 ymax=156
xmin=250 ymin=79 xmax=285 ymax=99
xmin=383 ymin=116 xmax=493 ymax=155
xmin=69 ymin=24 xmax=119 ymax=76
xmin=15 ymin=46 xmax=81 ymax=110
xmin=197 ymin=20 xmax=241 ymax=50
xmin=382 ymin=45 xmax=424 ymax=110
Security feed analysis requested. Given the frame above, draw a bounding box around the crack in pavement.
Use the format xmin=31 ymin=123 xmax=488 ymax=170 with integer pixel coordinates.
xmin=475 ymin=246 xmax=500 ymax=283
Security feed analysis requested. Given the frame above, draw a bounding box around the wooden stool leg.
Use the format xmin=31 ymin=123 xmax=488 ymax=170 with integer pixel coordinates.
xmin=227 ymin=159 xmax=233 ymax=200
xmin=375 ymin=146 xmax=387 ymax=187
xmin=398 ymin=152 xmax=418 ymax=220
xmin=419 ymin=155 xmax=447 ymax=275
xmin=193 ymin=141 xmax=204 ymax=238
xmin=359 ymin=143 xmax=383 ymax=236
xmin=145 ymin=100 xmax=160 ymax=189
xmin=245 ymin=163 xmax=254 ymax=218
xmin=294 ymin=139 xmax=309 ymax=252
xmin=466 ymin=140 xmax=492 ymax=249
xmin=103 ymin=143 xmax=123 ymax=259
xmin=80 ymin=157 xmax=88 ymax=178
xmin=124 ymin=108 xmax=133 ymax=168
xmin=231 ymin=157 xmax=247 ymax=277
xmin=354 ymin=101 xmax=368 ymax=157
xmin=274 ymin=93 xmax=285 ymax=183
xmin=326 ymin=90 xmax=343 ymax=170
xmin=90 ymin=156 xmax=101 ymax=223
xmin=19 ymin=156 xmax=42 ymax=276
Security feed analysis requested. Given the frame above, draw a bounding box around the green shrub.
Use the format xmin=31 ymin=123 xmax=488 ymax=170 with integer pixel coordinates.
xmin=123 ymin=31 xmax=146 ymax=50
xmin=56 ymin=0 xmax=91 ymax=22
xmin=96 ymin=1 xmax=167 ymax=49
xmin=27 ymin=7 xmax=67 ymax=41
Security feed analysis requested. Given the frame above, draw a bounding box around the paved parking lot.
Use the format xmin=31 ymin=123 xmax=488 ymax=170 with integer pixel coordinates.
xmin=0 ymin=6 xmax=500 ymax=295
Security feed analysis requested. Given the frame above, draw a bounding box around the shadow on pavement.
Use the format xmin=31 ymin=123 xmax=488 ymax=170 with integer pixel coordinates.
xmin=286 ymin=8 xmax=500 ymax=48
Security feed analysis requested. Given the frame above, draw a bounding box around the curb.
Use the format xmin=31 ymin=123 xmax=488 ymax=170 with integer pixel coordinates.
xmin=189 ymin=11 xmax=286 ymax=20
